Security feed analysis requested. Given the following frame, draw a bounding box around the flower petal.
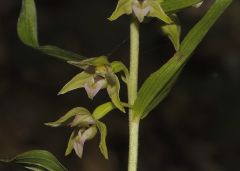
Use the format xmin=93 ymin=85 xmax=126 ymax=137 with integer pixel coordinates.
xmin=73 ymin=127 xmax=97 ymax=158
xmin=108 ymin=0 xmax=133 ymax=21
xmin=107 ymin=74 xmax=125 ymax=112
xmin=58 ymin=71 xmax=91 ymax=95
xmin=84 ymin=78 xmax=107 ymax=99
xmin=73 ymin=131 xmax=84 ymax=158
xmin=65 ymin=129 xmax=78 ymax=156
xmin=148 ymin=0 xmax=172 ymax=24
xmin=132 ymin=0 xmax=151 ymax=22
xmin=96 ymin=121 xmax=108 ymax=159
xmin=45 ymin=107 xmax=91 ymax=127
xmin=70 ymin=114 xmax=95 ymax=127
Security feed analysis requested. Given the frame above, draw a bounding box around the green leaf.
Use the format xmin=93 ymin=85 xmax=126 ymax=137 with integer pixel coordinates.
xmin=96 ymin=121 xmax=109 ymax=159
xmin=45 ymin=107 xmax=91 ymax=127
xmin=161 ymin=0 xmax=203 ymax=13
xmin=0 ymin=150 xmax=67 ymax=171
xmin=179 ymin=0 xmax=232 ymax=58
xmin=38 ymin=46 xmax=84 ymax=61
xmin=141 ymin=67 xmax=183 ymax=118
xmin=133 ymin=0 xmax=232 ymax=119
xmin=17 ymin=0 xmax=38 ymax=47
xmin=58 ymin=72 xmax=91 ymax=95
xmin=18 ymin=0 xmax=84 ymax=61
xmin=92 ymin=102 xmax=116 ymax=120
xmin=161 ymin=14 xmax=181 ymax=51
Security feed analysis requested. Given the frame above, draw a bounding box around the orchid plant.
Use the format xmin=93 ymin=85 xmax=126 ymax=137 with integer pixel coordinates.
xmin=0 ymin=0 xmax=231 ymax=170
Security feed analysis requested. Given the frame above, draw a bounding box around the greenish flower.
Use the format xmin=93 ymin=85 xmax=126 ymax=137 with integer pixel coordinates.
xmin=109 ymin=0 xmax=172 ymax=23
xmin=45 ymin=107 xmax=108 ymax=159
xmin=58 ymin=56 xmax=125 ymax=112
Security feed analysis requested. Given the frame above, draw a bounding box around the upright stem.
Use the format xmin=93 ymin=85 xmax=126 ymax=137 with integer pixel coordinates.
xmin=128 ymin=16 xmax=140 ymax=171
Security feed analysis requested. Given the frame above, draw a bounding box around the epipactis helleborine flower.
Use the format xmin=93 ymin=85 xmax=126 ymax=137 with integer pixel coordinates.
xmin=58 ymin=56 xmax=125 ymax=112
xmin=109 ymin=0 xmax=172 ymax=23
xmin=45 ymin=107 xmax=108 ymax=159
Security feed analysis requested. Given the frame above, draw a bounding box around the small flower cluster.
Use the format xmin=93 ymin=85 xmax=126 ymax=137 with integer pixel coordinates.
xmin=109 ymin=0 xmax=172 ymax=23
xmin=46 ymin=56 xmax=128 ymax=158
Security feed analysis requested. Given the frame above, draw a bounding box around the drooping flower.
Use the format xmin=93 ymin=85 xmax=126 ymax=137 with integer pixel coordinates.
xmin=109 ymin=0 xmax=172 ymax=23
xmin=45 ymin=107 xmax=108 ymax=159
xmin=58 ymin=56 xmax=127 ymax=112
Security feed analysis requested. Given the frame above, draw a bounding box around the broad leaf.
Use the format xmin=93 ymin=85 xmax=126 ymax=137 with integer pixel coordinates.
xmin=141 ymin=67 xmax=183 ymax=118
xmin=96 ymin=121 xmax=108 ymax=159
xmin=0 ymin=150 xmax=67 ymax=171
xmin=133 ymin=0 xmax=232 ymax=119
xmin=18 ymin=0 xmax=84 ymax=61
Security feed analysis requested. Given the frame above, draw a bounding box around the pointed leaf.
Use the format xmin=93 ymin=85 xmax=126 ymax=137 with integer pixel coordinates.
xmin=92 ymin=102 xmax=116 ymax=120
xmin=58 ymin=72 xmax=91 ymax=95
xmin=17 ymin=0 xmax=38 ymax=47
xmin=141 ymin=67 xmax=183 ymax=118
xmin=38 ymin=46 xmax=84 ymax=61
xmin=179 ymin=0 xmax=232 ymax=58
xmin=96 ymin=121 xmax=108 ymax=159
xmin=45 ymin=107 xmax=91 ymax=127
xmin=18 ymin=0 xmax=84 ymax=61
xmin=161 ymin=0 xmax=203 ymax=13
xmin=133 ymin=0 xmax=232 ymax=119
xmin=1 ymin=150 xmax=67 ymax=171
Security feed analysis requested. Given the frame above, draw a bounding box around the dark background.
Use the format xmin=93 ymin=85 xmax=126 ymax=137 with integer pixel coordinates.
xmin=0 ymin=0 xmax=240 ymax=171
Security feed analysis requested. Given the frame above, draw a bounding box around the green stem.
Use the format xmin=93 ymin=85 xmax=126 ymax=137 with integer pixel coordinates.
xmin=128 ymin=16 xmax=140 ymax=171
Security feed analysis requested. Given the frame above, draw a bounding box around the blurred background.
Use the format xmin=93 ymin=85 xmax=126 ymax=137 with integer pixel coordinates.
xmin=0 ymin=0 xmax=240 ymax=171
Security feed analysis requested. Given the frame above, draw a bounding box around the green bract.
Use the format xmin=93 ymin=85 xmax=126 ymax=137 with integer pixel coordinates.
xmin=161 ymin=14 xmax=181 ymax=50
xmin=58 ymin=56 xmax=127 ymax=113
xmin=109 ymin=0 xmax=172 ymax=23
